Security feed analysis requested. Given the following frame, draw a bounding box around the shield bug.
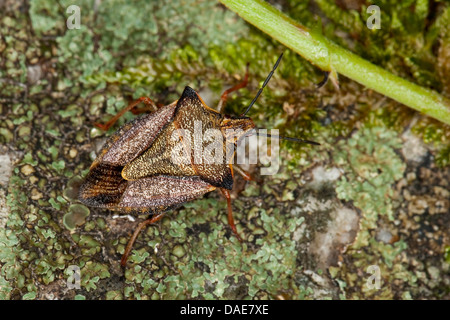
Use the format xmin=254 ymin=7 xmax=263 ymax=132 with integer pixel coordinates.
xmin=79 ymin=54 xmax=319 ymax=267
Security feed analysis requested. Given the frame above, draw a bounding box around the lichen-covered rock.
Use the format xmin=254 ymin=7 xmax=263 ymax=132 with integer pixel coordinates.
xmin=1 ymin=0 xmax=449 ymax=300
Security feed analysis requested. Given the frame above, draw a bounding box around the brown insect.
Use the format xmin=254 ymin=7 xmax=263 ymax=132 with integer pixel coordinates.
xmin=78 ymin=54 xmax=319 ymax=267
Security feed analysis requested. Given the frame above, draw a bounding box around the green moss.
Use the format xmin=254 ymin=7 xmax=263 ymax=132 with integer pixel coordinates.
xmin=445 ymin=246 xmax=450 ymax=264
xmin=411 ymin=117 xmax=450 ymax=168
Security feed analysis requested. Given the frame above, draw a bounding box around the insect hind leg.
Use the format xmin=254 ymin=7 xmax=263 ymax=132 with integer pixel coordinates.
xmin=120 ymin=212 xmax=165 ymax=267
xmin=95 ymin=96 xmax=158 ymax=131
xmin=220 ymin=188 xmax=243 ymax=242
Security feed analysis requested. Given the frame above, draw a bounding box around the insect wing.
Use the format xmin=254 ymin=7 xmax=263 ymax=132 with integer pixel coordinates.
xmin=100 ymin=102 xmax=177 ymax=166
xmin=117 ymin=175 xmax=216 ymax=213
xmin=78 ymin=162 xmax=127 ymax=208
xmin=121 ymin=121 xmax=197 ymax=180
xmin=120 ymin=87 xmax=234 ymax=190
xmin=79 ymin=103 xmax=177 ymax=208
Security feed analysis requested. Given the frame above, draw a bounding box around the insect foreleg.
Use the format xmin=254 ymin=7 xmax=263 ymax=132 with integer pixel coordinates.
xmin=216 ymin=64 xmax=249 ymax=114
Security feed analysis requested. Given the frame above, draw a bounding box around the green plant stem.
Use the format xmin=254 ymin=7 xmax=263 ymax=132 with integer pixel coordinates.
xmin=219 ymin=0 xmax=450 ymax=126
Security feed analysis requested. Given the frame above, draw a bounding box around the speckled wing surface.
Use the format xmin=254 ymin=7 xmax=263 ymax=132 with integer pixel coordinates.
xmin=117 ymin=175 xmax=216 ymax=213
xmin=174 ymin=86 xmax=233 ymax=190
xmin=78 ymin=102 xmax=178 ymax=208
xmin=121 ymin=86 xmax=233 ymax=190
xmin=121 ymin=121 xmax=197 ymax=180
xmin=79 ymin=86 xmax=233 ymax=213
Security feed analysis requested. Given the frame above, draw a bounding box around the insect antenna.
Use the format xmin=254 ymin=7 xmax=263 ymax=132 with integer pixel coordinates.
xmin=241 ymin=53 xmax=284 ymax=116
xmin=316 ymin=71 xmax=330 ymax=89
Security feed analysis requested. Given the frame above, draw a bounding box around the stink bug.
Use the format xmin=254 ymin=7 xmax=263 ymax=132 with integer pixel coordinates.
xmin=79 ymin=54 xmax=319 ymax=267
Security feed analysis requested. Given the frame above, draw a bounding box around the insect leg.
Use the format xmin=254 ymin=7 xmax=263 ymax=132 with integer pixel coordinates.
xmin=233 ymin=164 xmax=254 ymax=181
xmin=220 ymin=188 xmax=243 ymax=242
xmin=120 ymin=212 xmax=165 ymax=267
xmin=95 ymin=96 xmax=158 ymax=131
xmin=216 ymin=64 xmax=249 ymax=114
xmin=241 ymin=53 xmax=283 ymax=116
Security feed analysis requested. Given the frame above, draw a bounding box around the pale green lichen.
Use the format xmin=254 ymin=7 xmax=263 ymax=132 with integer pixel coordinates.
xmin=1 ymin=0 xmax=449 ymax=301
xmin=63 ymin=204 xmax=90 ymax=231
xmin=334 ymin=125 xmax=406 ymax=247
xmin=119 ymin=195 xmax=312 ymax=299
